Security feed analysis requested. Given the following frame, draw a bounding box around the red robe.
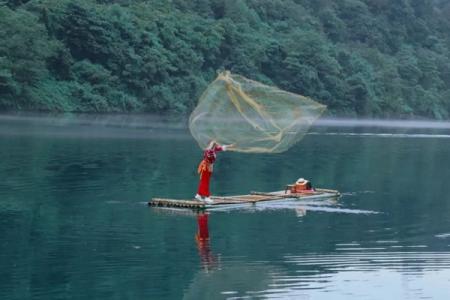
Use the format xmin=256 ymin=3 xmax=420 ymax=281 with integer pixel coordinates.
xmin=197 ymin=146 xmax=223 ymax=197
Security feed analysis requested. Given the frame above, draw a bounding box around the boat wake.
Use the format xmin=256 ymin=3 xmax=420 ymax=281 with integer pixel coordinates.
xmin=435 ymin=233 xmax=450 ymax=239
xmin=211 ymin=199 xmax=378 ymax=215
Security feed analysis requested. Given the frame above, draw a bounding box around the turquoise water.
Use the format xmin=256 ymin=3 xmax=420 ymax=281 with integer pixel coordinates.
xmin=1 ymin=115 xmax=450 ymax=299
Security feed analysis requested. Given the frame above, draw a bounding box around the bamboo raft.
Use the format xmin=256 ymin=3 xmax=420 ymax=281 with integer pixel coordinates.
xmin=149 ymin=188 xmax=340 ymax=210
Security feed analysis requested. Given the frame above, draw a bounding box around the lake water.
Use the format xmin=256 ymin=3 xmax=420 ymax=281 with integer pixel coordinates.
xmin=1 ymin=114 xmax=450 ymax=300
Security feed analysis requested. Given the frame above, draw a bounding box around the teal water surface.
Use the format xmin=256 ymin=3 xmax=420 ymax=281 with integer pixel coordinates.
xmin=1 ymin=115 xmax=450 ymax=300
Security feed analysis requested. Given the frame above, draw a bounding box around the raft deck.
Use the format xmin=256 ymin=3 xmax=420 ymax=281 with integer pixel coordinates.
xmin=149 ymin=188 xmax=340 ymax=210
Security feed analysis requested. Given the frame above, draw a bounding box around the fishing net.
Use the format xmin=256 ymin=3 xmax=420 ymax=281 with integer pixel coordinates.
xmin=189 ymin=71 xmax=326 ymax=153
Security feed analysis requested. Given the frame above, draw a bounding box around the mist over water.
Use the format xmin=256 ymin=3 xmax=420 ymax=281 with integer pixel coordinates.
xmin=1 ymin=113 xmax=450 ymax=299
xmin=2 ymin=113 xmax=450 ymax=139
xmin=0 ymin=113 xmax=188 ymax=139
xmin=316 ymin=118 xmax=450 ymax=129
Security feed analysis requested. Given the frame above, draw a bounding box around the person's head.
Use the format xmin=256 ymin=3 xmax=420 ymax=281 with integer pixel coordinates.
xmin=296 ymin=178 xmax=306 ymax=184
xmin=206 ymin=140 xmax=217 ymax=150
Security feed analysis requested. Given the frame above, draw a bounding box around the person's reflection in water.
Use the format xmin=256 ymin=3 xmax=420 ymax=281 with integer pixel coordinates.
xmin=195 ymin=212 xmax=220 ymax=273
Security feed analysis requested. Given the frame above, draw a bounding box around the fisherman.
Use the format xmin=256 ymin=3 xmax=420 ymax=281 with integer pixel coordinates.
xmin=296 ymin=178 xmax=314 ymax=191
xmin=195 ymin=140 xmax=234 ymax=203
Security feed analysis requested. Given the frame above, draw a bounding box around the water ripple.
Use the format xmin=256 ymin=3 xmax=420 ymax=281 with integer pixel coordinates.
xmin=243 ymin=251 xmax=450 ymax=299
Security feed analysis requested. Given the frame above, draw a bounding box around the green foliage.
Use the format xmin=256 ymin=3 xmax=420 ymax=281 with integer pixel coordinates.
xmin=0 ymin=5 xmax=57 ymax=109
xmin=1 ymin=0 xmax=450 ymax=118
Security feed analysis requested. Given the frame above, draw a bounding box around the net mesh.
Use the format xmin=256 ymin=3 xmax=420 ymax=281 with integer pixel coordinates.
xmin=189 ymin=71 xmax=326 ymax=153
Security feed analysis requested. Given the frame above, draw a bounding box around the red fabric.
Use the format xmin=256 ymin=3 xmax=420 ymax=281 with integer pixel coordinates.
xmin=198 ymin=169 xmax=212 ymax=197
xmin=196 ymin=213 xmax=209 ymax=240
xmin=198 ymin=145 xmax=224 ymax=197
xmin=197 ymin=159 xmax=209 ymax=175
xmin=203 ymin=146 xmax=223 ymax=164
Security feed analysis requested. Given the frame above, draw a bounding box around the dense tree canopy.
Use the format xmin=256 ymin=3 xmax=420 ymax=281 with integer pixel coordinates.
xmin=1 ymin=0 xmax=450 ymax=118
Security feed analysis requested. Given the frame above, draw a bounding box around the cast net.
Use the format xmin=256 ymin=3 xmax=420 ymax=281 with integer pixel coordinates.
xmin=189 ymin=71 xmax=326 ymax=153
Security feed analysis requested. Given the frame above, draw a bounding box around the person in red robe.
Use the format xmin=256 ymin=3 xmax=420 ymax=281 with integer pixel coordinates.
xmin=195 ymin=140 xmax=234 ymax=203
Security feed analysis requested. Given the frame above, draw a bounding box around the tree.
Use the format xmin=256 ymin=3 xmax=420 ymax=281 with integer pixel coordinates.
xmin=0 ymin=6 xmax=57 ymax=109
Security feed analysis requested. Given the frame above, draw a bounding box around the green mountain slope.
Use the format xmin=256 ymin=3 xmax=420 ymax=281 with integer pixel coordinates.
xmin=1 ymin=0 xmax=450 ymax=118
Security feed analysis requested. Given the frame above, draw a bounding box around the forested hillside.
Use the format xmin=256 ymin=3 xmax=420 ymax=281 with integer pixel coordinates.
xmin=1 ymin=0 xmax=450 ymax=118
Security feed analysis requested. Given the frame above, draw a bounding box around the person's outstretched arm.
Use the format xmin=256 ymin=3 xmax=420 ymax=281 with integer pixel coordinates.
xmin=218 ymin=143 xmax=235 ymax=151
